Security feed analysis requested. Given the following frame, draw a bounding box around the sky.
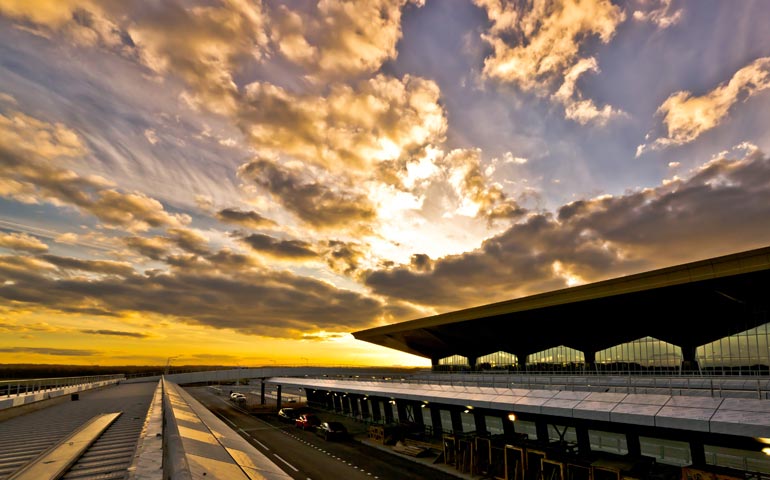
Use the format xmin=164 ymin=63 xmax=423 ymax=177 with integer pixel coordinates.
xmin=1 ymin=0 xmax=770 ymax=367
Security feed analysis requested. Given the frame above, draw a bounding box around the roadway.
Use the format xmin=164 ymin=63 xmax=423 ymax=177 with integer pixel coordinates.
xmin=186 ymin=387 xmax=460 ymax=480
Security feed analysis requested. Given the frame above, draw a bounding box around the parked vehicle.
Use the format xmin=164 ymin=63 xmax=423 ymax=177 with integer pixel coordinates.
xmin=295 ymin=413 xmax=320 ymax=430
xmin=278 ymin=407 xmax=299 ymax=422
xmin=315 ymin=421 xmax=348 ymax=440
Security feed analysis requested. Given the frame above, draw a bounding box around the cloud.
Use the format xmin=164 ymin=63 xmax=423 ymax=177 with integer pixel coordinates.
xmin=239 ymin=158 xmax=377 ymax=229
xmin=0 ymin=106 xmax=190 ymax=232
xmin=0 ymin=232 xmax=48 ymax=253
xmin=40 ymin=255 xmax=136 ymax=277
xmin=216 ymin=208 xmax=277 ymax=229
xmin=122 ymin=235 xmax=171 ymax=260
xmin=0 ymin=346 xmax=98 ymax=356
xmin=238 ymin=74 xmax=446 ymax=172
xmin=240 ymin=233 xmax=317 ymax=259
xmin=270 ymin=0 xmax=422 ymax=79
xmin=366 ymin=147 xmax=770 ymax=309
xmin=638 ymin=57 xmax=770 ymax=155
xmin=80 ymin=329 xmax=150 ymax=338
xmin=474 ymin=0 xmax=625 ymax=124
xmin=633 ymin=0 xmax=683 ymax=29
xmin=167 ymin=228 xmax=210 ymax=256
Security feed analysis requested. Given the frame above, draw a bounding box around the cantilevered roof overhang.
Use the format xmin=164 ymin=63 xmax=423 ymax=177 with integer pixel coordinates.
xmin=353 ymin=246 xmax=770 ymax=360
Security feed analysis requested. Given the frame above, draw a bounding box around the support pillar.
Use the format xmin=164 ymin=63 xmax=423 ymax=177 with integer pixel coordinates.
xmin=626 ymin=432 xmax=641 ymax=457
xmin=260 ymin=379 xmax=266 ymax=405
xmin=383 ymin=400 xmax=394 ymax=424
xmin=536 ymin=420 xmax=550 ymax=443
xmin=577 ymin=427 xmax=591 ymax=456
xmin=412 ymin=402 xmax=424 ymax=426
xmin=276 ymin=384 xmax=282 ymax=410
xmin=450 ymin=409 xmax=463 ymax=434
xmin=516 ymin=353 xmax=529 ymax=372
xmin=396 ymin=401 xmax=408 ymax=423
xmin=584 ymin=351 xmax=596 ymax=373
xmin=468 ymin=355 xmax=478 ymax=371
xmin=502 ymin=414 xmax=516 ymax=437
xmin=431 ymin=357 xmax=440 ymax=371
xmin=430 ymin=407 xmax=443 ymax=437
xmin=350 ymin=396 xmax=359 ymax=417
xmin=473 ymin=411 xmax=487 ymax=434
xmin=332 ymin=394 xmax=341 ymax=412
xmin=690 ymin=440 xmax=706 ymax=466
xmin=370 ymin=398 xmax=382 ymax=423
xmin=681 ymin=345 xmax=700 ymax=373
xmin=360 ymin=397 xmax=370 ymax=420
xmin=341 ymin=395 xmax=349 ymax=414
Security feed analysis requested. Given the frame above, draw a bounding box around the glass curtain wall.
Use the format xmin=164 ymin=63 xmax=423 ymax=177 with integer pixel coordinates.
xmin=595 ymin=337 xmax=682 ymax=374
xmin=437 ymin=354 xmax=470 ymax=371
xmin=476 ymin=351 xmax=518 ymax=371
xmin=696 ymin=322 xmax=770 ymax=375
xmin=526 ymin=346 xmax=585 ymax=372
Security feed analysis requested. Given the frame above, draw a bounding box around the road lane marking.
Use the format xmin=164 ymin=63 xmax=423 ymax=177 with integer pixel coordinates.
xmin=273 ymin=453 xmax=299 ymax=472
xmin=254 ymin=439 xmax=270 ymax=451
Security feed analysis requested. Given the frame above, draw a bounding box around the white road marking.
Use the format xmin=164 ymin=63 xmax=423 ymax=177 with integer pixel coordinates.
xmin=254 ymin=439 xmax=270 ymax=451
xmin=273 ymin=453 xmax=299 ymax=472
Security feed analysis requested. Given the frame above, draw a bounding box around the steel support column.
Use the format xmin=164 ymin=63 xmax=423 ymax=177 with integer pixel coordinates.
xmin=430 ymin=407 xmax=443 ymax=437
xmin=450 ymin=409 xmax=463 ymax=434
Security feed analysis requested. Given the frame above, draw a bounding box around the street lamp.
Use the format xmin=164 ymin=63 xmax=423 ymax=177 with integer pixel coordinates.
xmin=164 ymin=356 xmax=180 ymax=376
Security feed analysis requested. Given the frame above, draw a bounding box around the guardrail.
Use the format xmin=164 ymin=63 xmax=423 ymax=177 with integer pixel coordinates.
xmin=0 ymin=375 xmax=124 ymax=399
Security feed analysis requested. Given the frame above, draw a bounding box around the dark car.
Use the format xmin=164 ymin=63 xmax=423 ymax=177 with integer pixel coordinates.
xmin=295 ymin=413 xmax=321 ymax=430
xmin=315 ymin=421 xmax=348 ymax=440
xmin=278 ymin=408 xmax=299 ymax=423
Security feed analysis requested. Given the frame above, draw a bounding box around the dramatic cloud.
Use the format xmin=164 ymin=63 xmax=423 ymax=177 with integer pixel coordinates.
xmin=239 ymin=158 xmax=377 ymax=229
xmin=270 ymin=0 xmax=423 ymax=79
xmin=0 ymin=232 xmax=48 ymax=253
xmin=216 ymin=208 xmax=276 ymax=229
xmin=122 ymin=236 xmax=172 ymax=261
xmin=240 ymin=233 xmax=317 ymax=260
xmin=238 ymin=74 xmax=446 ymax=172
xmin=40 ymin=255 xmax=136 ymax=277
xmin=80 ymin=329 xmax=150 ymax=338
xmin=639 ymin=57 xmax=770 ymax=155
xmin=0 ymin=251 xmax=411 ymax=337
xmin=367 ymin=147 xmax=770 ymax=308
xmin=475 ymin=0 xmax=625 ymax=123
xmin=0 ymin=346 xmax=97 ymax=356
xmin=0 ymin=107 xmax=189 ymax=231
xmin=633 ymin=0 xmax=683 ymax=29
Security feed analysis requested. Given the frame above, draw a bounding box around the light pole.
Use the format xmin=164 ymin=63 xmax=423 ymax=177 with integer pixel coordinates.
xmin=164 ymin=356 xmax=180 ymax=376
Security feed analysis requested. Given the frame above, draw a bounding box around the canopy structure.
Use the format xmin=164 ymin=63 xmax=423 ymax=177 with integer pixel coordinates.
xmin=354 ymin=246 xmax=770 ymax=366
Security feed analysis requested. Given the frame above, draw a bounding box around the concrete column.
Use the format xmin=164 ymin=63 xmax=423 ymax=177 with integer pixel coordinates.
xmin=681 ymin=345 xmax=700 ymax=373
xmin=690 ymin=440 xmax=706 ymax=466
xmin=536 ymin=420 xmax=549 ymax=443
xmin=577 ymin=427 xmax=591 ymax=455
xmin=396 ymin=401 xmax=408 ymax=423
xmin=584 ymin=351 xmax=596 ymax=372
xmin=468 ymin=355 xmax=478 ymax=371
xmin=370 ymin=398 xmax=382 ymax=422
xmin=332 ymin=394 xmax=341 ymax=412
xmin=502 ymin=414 xmax=516 ymax=437
xmin=260 ymin=380 xmax=266 ymax=405
xmin=473 ymin=411 xmax=487 ymax=434
xmin=430 ymin=407 xmax=443 ymax=437
xmin=626 ymin=432 xmax=641 ymax=457
xmin=349 ymin=396 xmax=359 ymax=417
xmin=383 ymin=400 xmax=394 ymax=424
xmin=431 ymin=357 xmax=440 ymax=370
xmin=360 ymin=397 xmax=370 ymax=420
xmin=341 ymin=395 xmax=349 ymax=414
xmin=276 ymin=384 xmax=282 ymax=410
xmin=450 ymin=409 xmax=463 ymax=434
xmin=412 ymin=402 xmax=424 ymax=426
xmin=516 ymin=353 xmax=529 ymax=372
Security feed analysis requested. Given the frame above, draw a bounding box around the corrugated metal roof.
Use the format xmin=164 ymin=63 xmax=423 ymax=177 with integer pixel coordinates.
xmin=0 ymin=382 xmax=156 ymax=480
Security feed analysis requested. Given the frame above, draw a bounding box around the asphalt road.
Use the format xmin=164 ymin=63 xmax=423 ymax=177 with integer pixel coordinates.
xmin=186 ymin=387 xmax=460 ymax=480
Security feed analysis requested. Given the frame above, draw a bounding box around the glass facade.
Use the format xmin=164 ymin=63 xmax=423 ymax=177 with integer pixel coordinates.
xmin=697 ymin=322 xmax=770 ymax=374
xmin=477 ymin=351 xmax=518 ymax=370
xmin=437 ymin=354 xmax=469 ymax=371
xmin=527 ymin=345 xmax=585 ymax=372
xmin=595 ymin=336 xmax=682 ymax=373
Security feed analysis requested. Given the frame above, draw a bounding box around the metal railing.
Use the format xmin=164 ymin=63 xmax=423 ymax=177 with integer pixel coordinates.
xmin=0 ymin=374 xmax=125 ymax=399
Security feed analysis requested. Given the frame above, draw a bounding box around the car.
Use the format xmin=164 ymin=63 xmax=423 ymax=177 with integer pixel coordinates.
xmin=230 ymin=392 xmax=246 ymax=403
xmin=278 ymin=407 xmax=299 ymax=423
xmin=295 ymin=413 xmax=320 ymax=430
xmin=315 ymin=421 xmax=348 ymax=440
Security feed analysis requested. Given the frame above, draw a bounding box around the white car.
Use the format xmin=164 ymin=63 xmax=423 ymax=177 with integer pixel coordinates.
xmin=230 ymin=392 xmax=246 ymax=403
